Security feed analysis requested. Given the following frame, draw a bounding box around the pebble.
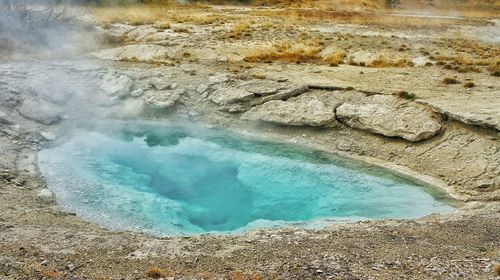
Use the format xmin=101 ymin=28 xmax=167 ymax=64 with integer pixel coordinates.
xmin=130 ymin=89 xmax=144 ymax=97
xmin=67 ymin=263 xmax=75 ymax=271
xmin=40 ymin=132 xmax=56 ymax=141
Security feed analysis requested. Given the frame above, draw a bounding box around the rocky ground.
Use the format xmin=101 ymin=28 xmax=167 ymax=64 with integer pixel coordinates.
xmin=0 ymin=5 xmax=499 ymax=279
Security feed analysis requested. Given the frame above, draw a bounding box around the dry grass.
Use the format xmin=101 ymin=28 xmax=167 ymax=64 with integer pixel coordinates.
xmin=228 ymin=21 xmax=254 ymax=38
xmin=494 ymin=263 xmax=500 ymax=276
xmin=395 ymin=90 xmax=416 ymax=99
xmin=249 ymin=9 xmax=477 ymax=27
xmin=156 ymin=21 xmax=171 ymax=29
xmin=90 ymin=4 xmax=225 ymax=27
xmin=463 ymin=81 xmax=475 ymax=88
xmin=442 ymin=77 xmax=460 ymax=84
xmin=173 ymin=27 xmax=190 ymax=33
xmin=369 ymin=56 xmax=414 ymax=67
xmin=91 ymin=5 xmax=169 ymax=25
xmin=488 ymin=59 xmax=500 ymax=76
xmin=243 ymin=42 xmax=322 ymax=64
xmin=145 ymin=267 xmax=167 ymax=279
xmin=324 ymin=50 xmax=346 ymax=66
xmin=430 ymin=54 xmax=487 ymax=73
xmin=39 ymin=269 xmax=60 ymax=279
xmin=169 ymin=14 xmax=228 ymax=25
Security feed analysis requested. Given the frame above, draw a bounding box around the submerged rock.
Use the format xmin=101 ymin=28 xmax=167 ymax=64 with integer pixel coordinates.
xmin=143 ymin=89 xmax=185 ymax=109
xmin=336 ymin=95 xmax=441 ymax=141
xmin=99 ymin=73 xmax=133 ymax=98
xmin=242 ymin=99 xmax=336 ymax=127
xmin=19 ymin=99 xmax=62 ymax=125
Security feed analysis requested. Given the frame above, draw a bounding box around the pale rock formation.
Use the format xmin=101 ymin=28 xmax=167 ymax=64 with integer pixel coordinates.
xmin=91 ymin=44 xmax=172 ymax=63
xmin=0 ymin=110 xmax=12 ymax=124
xmin=143 ymin=89 xmax=185 ymax=109
xmin=242 ymin=99 xmax=336 ymax=127
xmin=336 ymin=95 xmax=442 ymax=141
xmin=19 ymin=99 xmax=62 ymax=125
xmin=210 ymin=87 xmax=255 ymax=105
xmin=99 ymin=73 xmax=133 ymax=98
xmin=209 ymin=80 xmax=308 ymax=107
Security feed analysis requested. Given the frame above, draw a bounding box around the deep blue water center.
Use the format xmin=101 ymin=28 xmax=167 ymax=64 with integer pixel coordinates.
xmin=38 ymin=124 xmax=453 ymax=235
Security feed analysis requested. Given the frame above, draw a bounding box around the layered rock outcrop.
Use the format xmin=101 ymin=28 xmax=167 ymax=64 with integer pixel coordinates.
xmin=241 ymin=99 xmax=336 ymax=127
xmin=336 ymin=95 xmax=442 ymax=141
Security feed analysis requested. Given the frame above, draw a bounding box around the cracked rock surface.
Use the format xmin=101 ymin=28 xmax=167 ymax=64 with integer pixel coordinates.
xmin=336 ymin=95 xmax=442 ymax=141
xmin=242 ymin=97 xmax=336 ymax=127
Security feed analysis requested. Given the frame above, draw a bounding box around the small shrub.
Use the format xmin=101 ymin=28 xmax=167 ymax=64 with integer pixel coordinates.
xmin=442 ymin=77 xmax=460 ymax=85
xmin=396 ymin=91 xmax=416 ymax=99
xmin=464 ymin=81 xmax=475 ymax=88
xmin=230 ymin=21 xmax=252 ymax=38
xmin=369 ymin=56 xmax=413 ymax=68
xmin=145 ymin=267 xmax=166 ymax=279
xmin=173 ymin=28 xmax=189 ymax=33
xmin=156 ymin=21 xmax=171 ymax=30
xmin=243 ymin=43 xmax=321 ymax=64
xmin=324 ymin=50 xmax=346 ymax=66
xmin=489 ymin=60 xmax=500 ymax=77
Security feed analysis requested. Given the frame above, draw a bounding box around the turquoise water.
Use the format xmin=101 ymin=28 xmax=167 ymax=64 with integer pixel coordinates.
xmin=38 ymin=125 xmax=454 ymax=235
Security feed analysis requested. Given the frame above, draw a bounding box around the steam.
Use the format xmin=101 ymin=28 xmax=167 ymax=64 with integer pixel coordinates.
xmin=0 ymin=0 xmax=102 ymax=59
xmin=0 ymin=0 xmax=141 ymax=135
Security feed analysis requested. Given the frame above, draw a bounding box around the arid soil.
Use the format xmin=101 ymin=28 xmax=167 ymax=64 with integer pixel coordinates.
xmin=0 ymin=5 xmax=499 ymax=279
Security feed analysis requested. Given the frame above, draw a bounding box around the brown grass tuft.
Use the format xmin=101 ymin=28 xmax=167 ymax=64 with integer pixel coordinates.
xmin=243 ymin=42 xmax=322 ymax=64
xmin=324 ymin=50 xmax=346 ymax=66
xmin=91 ymin=5 xmax=168 ymax=26
xmin=494 ymin=263 xmax=500 ymax=276
xmin=442 ymin=77 xmax=460 ymax=84
xmin=145 ymin=267 xmax=167 ymax=279
xmin=488 ymin=59 xmax=500 ymax=76
xmin=170 ymin=14 xmax=227 ymax=25
xmin=369 ymin=56 xmax=413 ymax=68
xmin=173 ymin=27 xmax=190 ymax=33
xmin=463 ymin=81 xmax=475 ymax=88
xmin=40 ymin=269 xmax=60 ymax=279
xmin=395 ymin=90 xmax=416 ymax=99
xmin=228 ymin=21 xmax=253 ymax=38
xmin=156 ymin=21 xmax=171 ymax=30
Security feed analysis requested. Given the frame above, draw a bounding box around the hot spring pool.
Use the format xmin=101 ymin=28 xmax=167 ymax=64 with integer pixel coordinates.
xmin=38 ymin=124 xmax=454 ymax=235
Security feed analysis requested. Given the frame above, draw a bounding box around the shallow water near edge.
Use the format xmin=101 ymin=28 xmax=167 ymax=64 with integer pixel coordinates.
xmin=38 ymin=123 xmax=454 ymax=236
